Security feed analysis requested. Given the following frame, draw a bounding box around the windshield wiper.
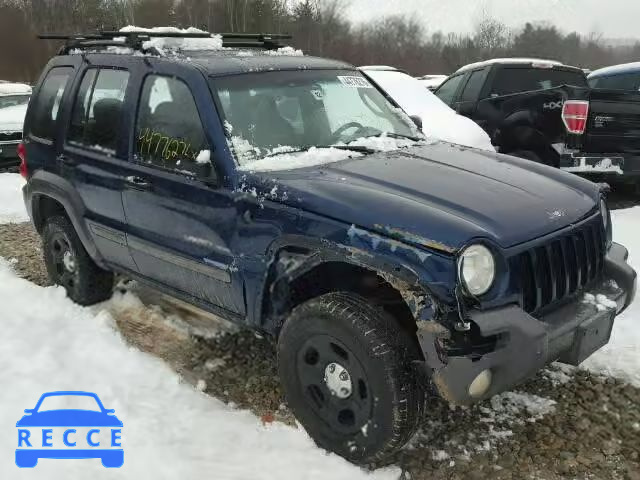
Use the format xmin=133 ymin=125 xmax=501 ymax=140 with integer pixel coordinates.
xmin=263 ymin=145 xmax=376 ymax=158
xmin=369 ymin=132 xmax=423 ymax=142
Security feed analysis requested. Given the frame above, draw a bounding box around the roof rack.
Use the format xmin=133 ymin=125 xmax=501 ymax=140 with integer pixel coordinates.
xmin=38 ymin=31 xmax=292 ymax=55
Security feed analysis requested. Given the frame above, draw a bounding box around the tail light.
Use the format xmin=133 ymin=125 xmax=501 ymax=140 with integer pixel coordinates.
xmin=562 ymin=100 xmax=590 ymax=135
xmin=17 ymin=142 xmax=27 ymax=178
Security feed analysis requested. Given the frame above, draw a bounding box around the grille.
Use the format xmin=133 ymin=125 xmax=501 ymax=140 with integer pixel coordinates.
xmin=514 ymin=217 xmax=606 ymax=314
xmin=0 ymin=131 xmax=21 ymax=142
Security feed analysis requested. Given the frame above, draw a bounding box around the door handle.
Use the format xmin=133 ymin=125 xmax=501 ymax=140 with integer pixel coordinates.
xmin=57 ymin=154 xmax=76 ymax=166
xmin=125 ymin=176 xmax=152 ymax=190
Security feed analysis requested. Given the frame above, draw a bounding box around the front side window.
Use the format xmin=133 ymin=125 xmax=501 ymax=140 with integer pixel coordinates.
xmin=434 ymin=75 xmax=465 ymax=105
xmin=135 ymin=75 xmax=208 ymax=171
xmin=30 ymin=67 xmax=72 ymax=140
xmin=68 ymin=68 xmax=129 ymax=154
xmin=211 ymin=70 xmax=418 ymax=166
xmin=589 ymin=72 xmax=640 ymax=91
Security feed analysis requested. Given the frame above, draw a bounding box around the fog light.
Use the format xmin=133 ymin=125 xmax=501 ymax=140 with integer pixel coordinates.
xmin=468 ymin=369 xmax=492 ymax=398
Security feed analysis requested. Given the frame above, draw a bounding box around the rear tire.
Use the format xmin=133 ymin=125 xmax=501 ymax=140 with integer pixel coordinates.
xmin=277 ymin=292 xmax=424 ymax=464
xmin=42 ymin=215 xmax=114 ymax=305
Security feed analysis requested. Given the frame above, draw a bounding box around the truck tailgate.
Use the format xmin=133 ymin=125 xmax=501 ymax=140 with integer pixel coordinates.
xmin=584 ymin=89 xmax=640 ymax=156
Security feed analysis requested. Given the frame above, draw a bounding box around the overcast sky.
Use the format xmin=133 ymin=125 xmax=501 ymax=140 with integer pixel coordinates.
xmin=344 ymin=0 xmax=639 ymax=41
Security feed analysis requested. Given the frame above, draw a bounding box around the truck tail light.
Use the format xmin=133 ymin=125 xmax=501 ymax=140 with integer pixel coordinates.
xmin=17 ymin=142 xmax=27 ymax=178
xmin=562 ymin=100 xmax=590 ymax=135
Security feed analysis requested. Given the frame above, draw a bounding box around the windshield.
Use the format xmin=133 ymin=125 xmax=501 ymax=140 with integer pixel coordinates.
xmin=37 ymin=394 xmax=102 ymax=412
xmin=490 ymin=68 xmax=588 ymax=96
xmin=210 ymin=70 xmax=419 ymax=166
xmin=0 ymin=94 xmax=29 ymax=110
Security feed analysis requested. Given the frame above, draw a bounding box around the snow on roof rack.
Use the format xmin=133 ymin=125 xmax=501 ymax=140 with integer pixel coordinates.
xmin=38 ymin=30 xmax=293 ymax=55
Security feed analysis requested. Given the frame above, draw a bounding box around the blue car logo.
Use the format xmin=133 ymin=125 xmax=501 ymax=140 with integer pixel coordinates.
xmin=16 ymin=391 xmax=123 ymax=468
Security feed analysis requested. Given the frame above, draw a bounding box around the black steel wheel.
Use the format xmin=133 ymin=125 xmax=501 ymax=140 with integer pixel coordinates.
xmin=278 ymin=292 xmax=424 ymax=464
xmin=42 ymin=216 xmax=114 ymax=305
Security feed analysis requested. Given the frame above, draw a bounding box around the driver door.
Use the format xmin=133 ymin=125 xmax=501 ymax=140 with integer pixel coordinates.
xmin=120 ymin=66 xmax=245 ymax=316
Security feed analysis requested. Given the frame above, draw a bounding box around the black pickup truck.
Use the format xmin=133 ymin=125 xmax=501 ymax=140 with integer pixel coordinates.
xmin=434 ymin=58 xmax=640 ymax=189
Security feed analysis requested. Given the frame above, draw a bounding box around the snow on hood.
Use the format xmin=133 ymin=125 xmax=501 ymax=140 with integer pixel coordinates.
xmin=119 ymin=26 xmax=223 ymax=52
xmin=0 ymin=103 xmax=27 ymax=132
xmin=361 ymin=69 xmax=494 ymax=151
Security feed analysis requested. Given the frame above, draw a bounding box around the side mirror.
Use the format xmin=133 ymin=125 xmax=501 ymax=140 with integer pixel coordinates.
xmin=23 ymin=409 xmax=34 ymax=414
xmin=104 ymin=409 xmax=115 ymax=414
xmin=409 ymin=115 xmax=423 ymax=130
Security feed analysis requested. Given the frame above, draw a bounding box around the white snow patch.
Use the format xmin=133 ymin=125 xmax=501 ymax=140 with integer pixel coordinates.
xmin=0 ymin=260 xmax=399 ymax=479
xmin=562 ymin=157 xmax=624 ymax=174
xmin=238 ymin=147 xmax=362 ymax=172
xmin=431 ymin=450 xmax=450 ymax=461
xmin=195 ymin=149 xmax=211 ymax=164
xmin=119 ymin=26 xmax=223 ymax=53
xmin=0 ymin=173 xmax=28 ymax=223
xmin=0 ymin=103 xmax=28 ymax=132
xmin=483 ymin=392 xmax=557 ymax=424
xmin=342 ymin=134 xmax=419 ymax=152
xmin=582 ymin=206 xmax=640 ymax=387
xmin=264 ymin=46 xmax=304 ymax=56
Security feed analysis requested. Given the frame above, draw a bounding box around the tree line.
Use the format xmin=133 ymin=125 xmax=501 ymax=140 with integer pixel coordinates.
xmin=1 ymin=0 xmax=639 ymax=83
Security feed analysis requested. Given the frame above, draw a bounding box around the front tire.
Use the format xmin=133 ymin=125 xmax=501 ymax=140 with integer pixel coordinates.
xmin=42 ymin=216 xmax=114 ymax=305
xmin=277 ymin=292 xmax=424 ymax=464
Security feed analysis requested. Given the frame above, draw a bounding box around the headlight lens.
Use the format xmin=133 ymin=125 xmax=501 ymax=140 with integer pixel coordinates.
xmin=458 ymin=244 xmax=495 ymax=296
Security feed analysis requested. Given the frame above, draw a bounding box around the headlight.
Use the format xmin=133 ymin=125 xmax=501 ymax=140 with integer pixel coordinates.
xmin=458 ymin=244 xmax=495 ymax=296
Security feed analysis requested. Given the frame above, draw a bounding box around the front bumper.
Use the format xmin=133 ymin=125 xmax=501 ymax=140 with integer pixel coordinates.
xmin=420 ymin=242 xmax=636 ymax=406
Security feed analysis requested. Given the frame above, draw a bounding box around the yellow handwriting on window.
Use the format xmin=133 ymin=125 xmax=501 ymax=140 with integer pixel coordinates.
xmin=137 ymin=128 xmax=198 ymax=163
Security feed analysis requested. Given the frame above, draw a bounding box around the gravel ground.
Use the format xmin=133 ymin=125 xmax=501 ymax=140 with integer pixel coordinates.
xmin=1 ymin=220 xmax=638 ymax=480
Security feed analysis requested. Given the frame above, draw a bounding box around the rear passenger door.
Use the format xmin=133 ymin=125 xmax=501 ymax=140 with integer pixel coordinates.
xmin=120 ymin=66 xmax=245 ymax=316
xmin=61 ymin=64 xmax=137 ymax=272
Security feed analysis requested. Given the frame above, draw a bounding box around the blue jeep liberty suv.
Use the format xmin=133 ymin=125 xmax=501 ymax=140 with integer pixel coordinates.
xmin=20 ymin=30 xmax=637 ymax=463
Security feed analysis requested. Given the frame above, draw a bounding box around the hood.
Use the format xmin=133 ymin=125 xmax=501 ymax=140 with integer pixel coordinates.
xmin=0 ymin=104 xmax=27 ymax=132
xmin=16 ymin=409 xmax=123 ymax=427
xmin=248 ymin=142 xmax=599 ymax=252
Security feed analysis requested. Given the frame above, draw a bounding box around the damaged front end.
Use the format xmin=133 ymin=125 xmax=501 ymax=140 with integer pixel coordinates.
xmin=417 ymin=242 xmax=637 ymax=406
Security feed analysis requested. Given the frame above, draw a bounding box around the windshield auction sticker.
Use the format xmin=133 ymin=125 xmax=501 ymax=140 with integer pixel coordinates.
xmin=337 ymin=76 xmax=374 ymax=88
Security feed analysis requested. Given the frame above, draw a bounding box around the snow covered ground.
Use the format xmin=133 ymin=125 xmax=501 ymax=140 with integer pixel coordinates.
xmin=0 ymin=260 xmax=398 ymax=479
xmin=583 ymin=206 xmax=640 ymax=387
xmin=0 ymin=174 xmax=28 ymax=223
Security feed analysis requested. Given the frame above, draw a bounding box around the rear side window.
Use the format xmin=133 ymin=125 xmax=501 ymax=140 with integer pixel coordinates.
xmin=135 ymin=75 xmax=207 ymax=171
xmin=490 ymin=68 xmax=588 ymax=96
xmin=434 ymin=75 xmax=465 ymax=105
xmin=30 ymin=67 xmax=72 ymax=140
xmin=460 ymin=69 xmax=488 ymax=102
xmin=68 ymin=68 xmax=129 ymax=154
xmin=589 ymin=72 xmax=640 ymax=91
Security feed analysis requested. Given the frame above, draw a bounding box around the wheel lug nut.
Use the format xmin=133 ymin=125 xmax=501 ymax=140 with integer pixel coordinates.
xmin=339 ymin=371 xmax=349 ymax=381
xmin=328 ymin=364 xmax=335 ymax=373
xmin=340 ymin=387 xmax=349 ymax=396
